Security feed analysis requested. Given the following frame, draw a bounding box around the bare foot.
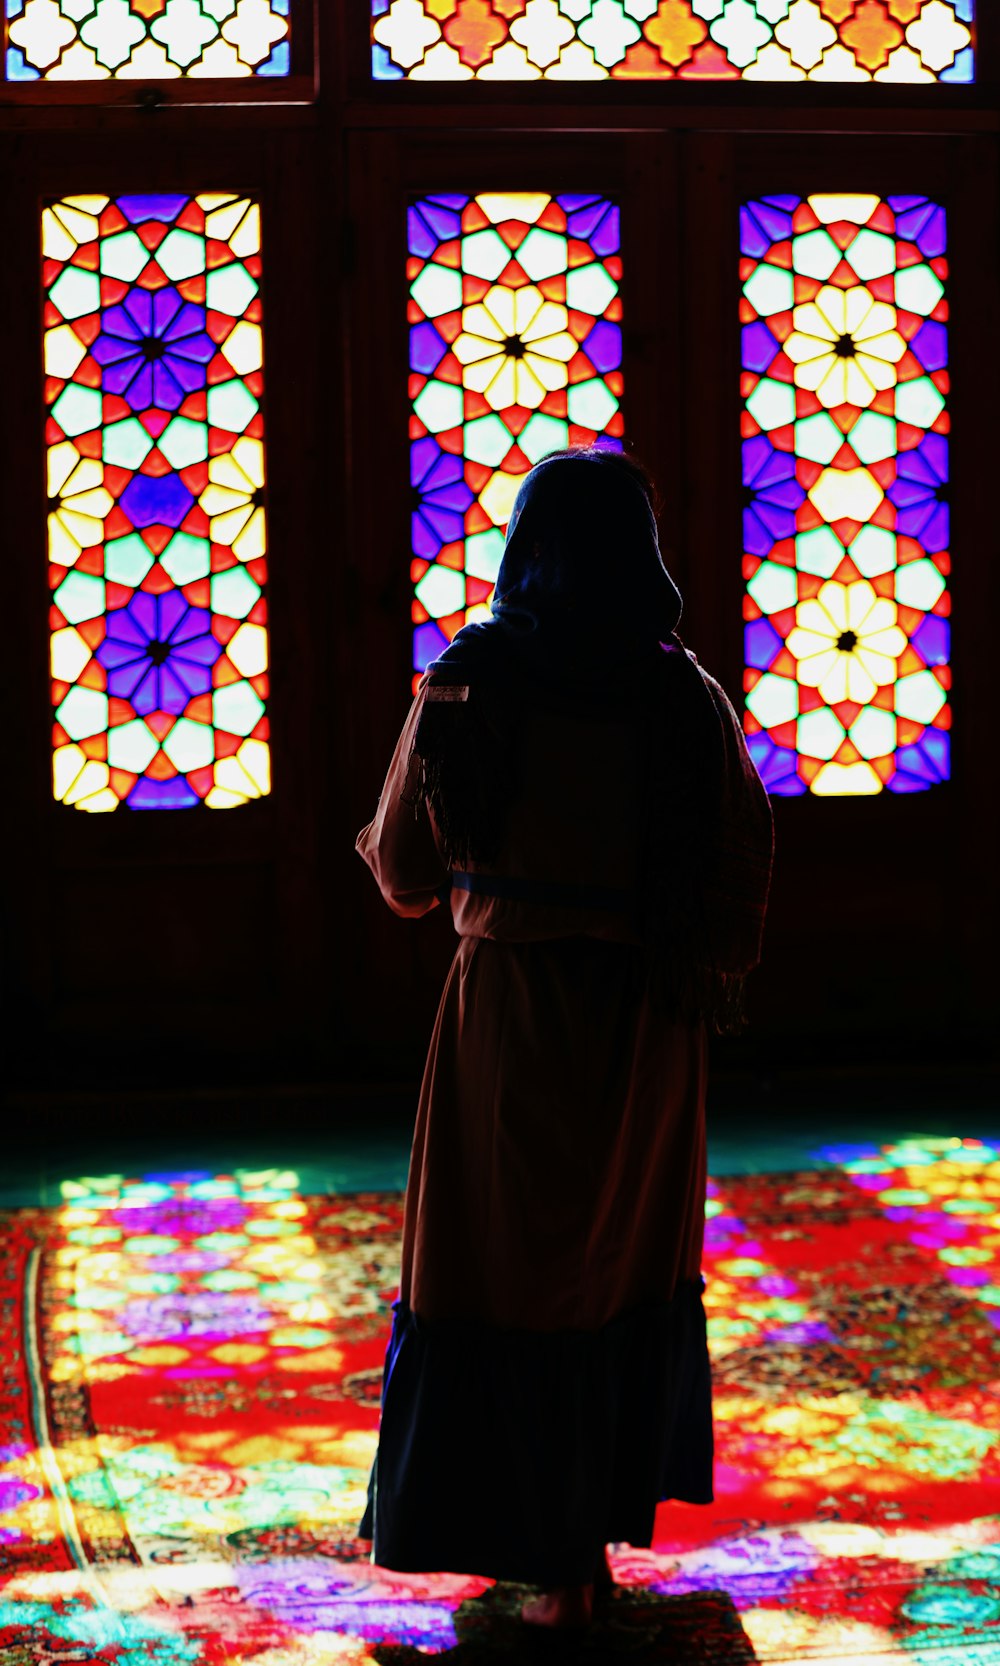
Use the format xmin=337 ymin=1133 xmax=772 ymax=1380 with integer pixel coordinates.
xmin=521 ymin=1584 xmax=594 ymax=1629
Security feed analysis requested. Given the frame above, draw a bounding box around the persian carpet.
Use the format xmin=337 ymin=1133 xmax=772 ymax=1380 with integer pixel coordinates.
xmin=0 ymin=1136 xmax=998 ymax=1663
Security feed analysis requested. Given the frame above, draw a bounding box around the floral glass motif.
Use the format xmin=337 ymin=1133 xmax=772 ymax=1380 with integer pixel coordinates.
xmin=373 ymin=0 xmax=974 ymax=83
xmin=741 ymin=193 xmax=950 ymax=796
xmin=408 ymin=191 xmax=623 ymax=687
xmin=45 ymin=193 xmax=271 ymax=811
xmin=6 ymin=0 xmax=289 ymax=80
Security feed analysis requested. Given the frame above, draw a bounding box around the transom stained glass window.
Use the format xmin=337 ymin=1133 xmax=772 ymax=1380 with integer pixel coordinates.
xmin=408 ymin=190 xmax=623 ymax=687
xmin=374 ymin=1 xmax=974 ymax=83
xmin=6 ymin=0 xmax=289 ymax=80
xmin=45 ymin=193 xmax=271 ymax=811
xmin=741 ymin=193 xmax=950 ymax=796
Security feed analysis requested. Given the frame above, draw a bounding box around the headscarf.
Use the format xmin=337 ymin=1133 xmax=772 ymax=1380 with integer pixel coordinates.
xmin=404 ymin=448 xmax=772 ymax=1031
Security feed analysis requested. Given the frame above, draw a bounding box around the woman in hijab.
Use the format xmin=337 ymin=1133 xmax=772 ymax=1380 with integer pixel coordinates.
xmin=356 ymin=447 xmax=773 ymax=1629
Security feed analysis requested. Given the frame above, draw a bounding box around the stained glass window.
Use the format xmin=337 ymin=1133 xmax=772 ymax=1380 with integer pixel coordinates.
xmin=407 ymin=191 xmax=623 ymax=686
xmin=6 ymin=0 xmax=290 ymax=80
xmin=741 ymin=193 xmax=950 ymax=796
xmin=373 ymin=1 xmax=974 ymax=83
xmin=45 ymin=193 xmax=271 ymax=811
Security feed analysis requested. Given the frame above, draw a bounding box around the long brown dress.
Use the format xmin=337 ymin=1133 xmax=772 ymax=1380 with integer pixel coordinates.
xmin=354 ymin=665 xmax=752 ymax=1586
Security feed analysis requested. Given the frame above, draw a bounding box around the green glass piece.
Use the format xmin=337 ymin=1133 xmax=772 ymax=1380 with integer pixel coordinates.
xmin=747 ymin=559 xmax=797 ymax=614
xmin=745 ymin=375 xmax=794 ymax=431
xmin=746 ymin=671 xmax=797 ymax=728
xmin=517 ymin=228 xmax=569 ymax=282
xmin=103 ymin=417 xmax=153 ymax=469
xmin=160 ymin=532 xmax=210 ymax=585
xmin=847 ymin=229 xmax=895 ymax=280
xmin=848 ymin=524 xmax=895 ymax=578
xmin=797 ymin=708 xmax=845 ymax=761
xmin=566 ymin=377 xmax=618 ymax=430
xmin=51 ymin=384 xmax=102 ymax=439
xmin=460 ymin=230 xmax=510 ymax=282
xmin=895 ymin=376 xmax=945 ymax=429
xmin=211 ymin=565 xmax=261 ymax=619
xmin=794 ymin=411 xmax=842 ymax=465
xmin=565 ymin=262 xmax=618 ymax=316
xmin=213 ymin=680 xmax=265 ymax=736
xmin=48 ymin=267 xmax=100 ymax=321
xmin=791 ymin=230 xmax=839 ymax=281
xmin=410 ymin=262 xmax=463 ymax=320
xmin=206 ymin=379 xmax=259 ymax=433
xmin=107 ymin=719 xmax=159 ymax=773
xmin=518 ymin=411 xmax=570 ymax=463
xmin=99 ymin=230 xmax=148 ymax=282
xmin=465 ymin=528 xmax=504 ymax=583
xmin=56 ymin=685 xmax=108 ymax=741
xmin=162 ymin=716 xmax=214 ymax=772
xmin=205 ymin=261 xmax=258 ymax=316
xmin=158 ymin=417 xmax=209 ymax=469
xmin=464 ymin=413 xmax=513 ymax=466
xmin=413 ymin=379 xmax=463 ymax=434
xmin=104 ymin=533 xmax=154 ymax=586
xmin=54 ymin=570 xmax=105 ymax=624
xmin=850 ymin=411 xmax=896 ymax=465
xmin=895 ymin=263 xmax=945 ymax=317
xmin=895 ymin=557 xmax=945 ymax=611
xmin=795 ymin=526 xmax=843 ymax=578
xmin=416 ymin=563 xmax=465 ymax=618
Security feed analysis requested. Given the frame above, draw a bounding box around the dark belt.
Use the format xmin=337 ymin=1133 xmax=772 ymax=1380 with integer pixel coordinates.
xmin=450 ymin=869 xmax=636 ymax=913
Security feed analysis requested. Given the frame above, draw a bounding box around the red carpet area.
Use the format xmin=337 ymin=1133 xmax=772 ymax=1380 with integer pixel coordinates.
xmin=0 ymin=1135 xmax=998 ymax=1662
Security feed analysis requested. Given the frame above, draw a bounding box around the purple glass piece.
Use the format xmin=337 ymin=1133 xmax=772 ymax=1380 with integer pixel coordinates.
xmin=117 ymin=195 xmax=188 ymax=225
xmin=410 ymin=322 xmax=447 ymax=375
xmin=425 ymin=479 xmax=473 ymax=513
xmin=414 ymin=620 xmax=449 ymax=672
xmin=421 ymin=449 xmax=464 ymax=492
xmin=898 ymin=431 xmax=948 ymax=486
xmin=747 ymin=733 xmax=804 ymax=795
xmin=753 ymin=198 xmax=795 ymax=241
xmin=411 ymin=436 xmax=443 ymax=490
xmin=745 ymin=617 xmax=783 ymax=671
xmin=127 ymin=776 xmax=200 ymax=809
xmin=119 ymin=475 xmax=194 ymax=529
xmin=589 ymin=205 xmax=620 ymax=257
xmin=557 ymin=194 xmax=600 ymax=213
xmin=420 ymin=503 xmax=466 ymax=543
xmin=407 ymin=205 xmax=439 ymax=259
xmin=742 ymin=321 xmax=779 ymax=374
xmin=582 ymin=321 xmax=621 ymax=374
xmin=757 ymin=476 xmax=804 ymax=511
xmin=894 ymin=200 xmax=947 ymax=257
xmin=909 ymin=320 xmax=948 ymax=373
xmin=911 ymin=614 xmax=950 ymax=666
xmin=740 ymin=205 xmax=772 ymax=259
xmin=752 ymin=499 xmax=798 ymax=543
xmin=744 ymin=505 xmax=776 ymax=558
xmin=412 ymin=511 xmax=442 ymax=559
xmin=743 ymin=435 xmax=795 ymax=490
xmin=565 ymin=199 xmax=611 ymax=241
xmin=419 ymin=197 xmax=464 ymax=242
xmin=163 ymin=593 xmax=202 ymax=638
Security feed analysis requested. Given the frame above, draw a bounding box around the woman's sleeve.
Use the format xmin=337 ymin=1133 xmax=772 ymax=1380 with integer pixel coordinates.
xmin=355 ymin=682 xmax=451 ymax=918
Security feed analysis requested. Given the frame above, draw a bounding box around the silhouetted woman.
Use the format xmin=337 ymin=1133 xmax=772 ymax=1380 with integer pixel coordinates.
xmin=356 ymin=448 xmax=773 ymax=1629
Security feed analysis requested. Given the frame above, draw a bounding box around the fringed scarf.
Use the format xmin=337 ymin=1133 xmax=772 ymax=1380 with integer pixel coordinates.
xmin=403 ymin=449 xmax=773 ymax=1033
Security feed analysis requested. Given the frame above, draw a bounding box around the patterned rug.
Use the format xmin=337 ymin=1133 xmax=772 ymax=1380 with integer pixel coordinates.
xmin=0 ymin=1136 xmax=998 ymax=1664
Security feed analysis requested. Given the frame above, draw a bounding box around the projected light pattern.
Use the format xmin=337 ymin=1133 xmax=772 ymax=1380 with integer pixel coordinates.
xmin=44 ymin=193 xmax=271 ymax=811
xmin=741 ymin=193 xmax=951 ymax=796
xmin=6 ymin=0 xmax=290 ymax=80
xmin=372 ymin=0 xmax=974 ymax=83
xmin=0 ymin=1137 xmax=997 ymax=1660
xmin=408 ymin=190 xmax=623 ymax=686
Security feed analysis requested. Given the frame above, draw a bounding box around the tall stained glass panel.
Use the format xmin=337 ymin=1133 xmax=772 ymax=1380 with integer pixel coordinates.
xmin=374 ymin=1 xmax=973 ymax=83
xmin=45 ymin=193 xmax=271 ymax=811
xmin=407 ymin=191 xmax=623 ymax=686
xmin=6 ymin=0 xmax=289 ymax=80
xmin=741 ymin=193 xmax=950 ymax=796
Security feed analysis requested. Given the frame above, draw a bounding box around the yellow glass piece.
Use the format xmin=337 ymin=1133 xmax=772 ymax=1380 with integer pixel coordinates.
xmin=809 ymin=42 xmax=869 ymax=81
xmin=743 ymin=41 xmax=804 ymax=80
xmin=787 ymin=579 xmax=906 ymax=705
xmin=479 ymin=40 xmax=540 ymax=79
xmin=238 ymin=738 xmax=271 ymax=795
xmin=221 ymin=321 xmax=263 ymax=375
xmin=53 ymin=742 xmax=88 ymax=801
xmin=808 ymin=195 xmax=881 ymax=226
xmin=226 ymin=622 xmax=268 ymax=678
xmin=454 ymin=285 xmax=575 ymax=411
xmin=410 ymin=40 xmax=472 ymax=78
xmin=807 ymin=467 xmax=884 ymax=525
xmin=373 ymin=0 xmax=442 ymax=70
xmin=510 ymin=0 xmax=575 ymax=70
xmin=774 ymin=0 xmax=834 ymax=70
xmin=45 ymin=323 xmax=89 ymax=379
xmin=875 ymin=43 xmax=935 ymax=82
xmin=786 ymin=285 xmax=905 ymax=410
xmin=63 ymin=759 xmax=112 ymax=809
xmin=547 ymin=37 xmax=605 ymax=77
xmin=477 ymin=192 xmax=551 ymax=227
xmin=906 ymin=1 xmax=971 ymax=74
xmin=51 ymin=627 xmax=93 ymax=683
xmin=479 ymin=470 xmax=523 ymax=528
